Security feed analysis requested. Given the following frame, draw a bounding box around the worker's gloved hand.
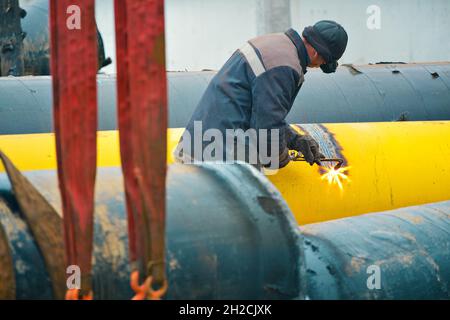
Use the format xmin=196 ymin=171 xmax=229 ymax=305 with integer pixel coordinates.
xmin=290 ymin=134 xmax=325 ymax=166
xmin=278 ymin=148 xmax=291 ymax=169
xmin=263 ymin=148 xmax=291 ymax=169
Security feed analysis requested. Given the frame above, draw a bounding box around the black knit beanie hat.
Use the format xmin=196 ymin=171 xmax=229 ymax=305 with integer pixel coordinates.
xmin=303 ymin=20 xmax=348 ymax=73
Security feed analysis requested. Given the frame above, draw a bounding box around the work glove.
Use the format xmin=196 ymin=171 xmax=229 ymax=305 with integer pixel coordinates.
xmin=290 ymin=134 xmax=325 ymax=166
xmin=278 ymin=148 xmax=291 ymax=169
xmin=263 ymin=147 xmax=291 ymax=169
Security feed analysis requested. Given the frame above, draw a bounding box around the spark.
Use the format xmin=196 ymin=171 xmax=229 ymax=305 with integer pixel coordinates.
xmin=320 ymin=165 xmax=351 ymax=191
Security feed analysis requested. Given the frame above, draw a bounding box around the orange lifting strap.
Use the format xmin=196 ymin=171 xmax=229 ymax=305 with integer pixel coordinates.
xmin=114 ymin=0 xmax=169 ymax=300
xmin=50 ymin=0 xmax=168 ymax=301
xmin=49 ymin=0 xmax=98 ymax=300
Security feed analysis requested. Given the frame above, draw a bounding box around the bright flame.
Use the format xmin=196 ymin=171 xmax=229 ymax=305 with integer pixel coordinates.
xmin=320 ymin=165 xmax=351 ymax=191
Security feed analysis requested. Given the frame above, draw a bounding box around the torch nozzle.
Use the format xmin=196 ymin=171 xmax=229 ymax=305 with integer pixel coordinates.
xmin=289 ymin=152 xmax=344 ymax=170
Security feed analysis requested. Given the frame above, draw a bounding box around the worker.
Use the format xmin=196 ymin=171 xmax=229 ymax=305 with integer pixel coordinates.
xmin=175 ymin=20 xmax=348 ymax=169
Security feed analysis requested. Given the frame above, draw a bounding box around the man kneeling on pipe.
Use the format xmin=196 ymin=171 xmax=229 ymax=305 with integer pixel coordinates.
xmin=175 ymin=21 xmax=348 ymax=169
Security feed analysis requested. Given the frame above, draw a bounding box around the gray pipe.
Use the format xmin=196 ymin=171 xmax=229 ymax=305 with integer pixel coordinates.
xmin=1 ymin=63 xmax=450 ymax=135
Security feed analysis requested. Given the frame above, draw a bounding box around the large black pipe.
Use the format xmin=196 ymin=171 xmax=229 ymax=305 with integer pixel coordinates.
xmin=0 ymin=164 xmax=449 ymax=299
xmin=0 ymin=165 xmax=304 ymax=300
xmin=302 ymin=201 xmax=450 ymax=299
xmin=2 ymin=63 xmax=450 ymax=135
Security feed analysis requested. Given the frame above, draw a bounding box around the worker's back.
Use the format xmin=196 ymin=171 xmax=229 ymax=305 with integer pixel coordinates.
xmin=176 ymin=29 xmax=308 ymax=164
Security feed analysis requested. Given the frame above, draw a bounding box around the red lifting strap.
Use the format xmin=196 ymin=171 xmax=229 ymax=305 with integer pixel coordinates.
xmin=49 ymin=0 xmax=98 ymax=299
xmin=114 ymin=0 xmax=168 ymax=299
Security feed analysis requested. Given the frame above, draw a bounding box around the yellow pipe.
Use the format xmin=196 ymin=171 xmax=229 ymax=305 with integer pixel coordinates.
xmin=268 ymin=121 xmax=450 ymax=224
xmin=1 ymin=122 xmax=450 ymax=225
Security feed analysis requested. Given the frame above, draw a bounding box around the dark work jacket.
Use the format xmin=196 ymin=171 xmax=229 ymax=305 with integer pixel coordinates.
xmin=175 ymin=28 xmax=310 ymax=163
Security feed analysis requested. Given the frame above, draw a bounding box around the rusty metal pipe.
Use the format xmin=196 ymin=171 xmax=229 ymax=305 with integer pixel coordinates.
xmin=0 ymin=164 xmax=304 ymax=300
xmin=302 ymin=200 xmax=450 ymax=299
xmin=0 ymin=164 xmax=449 ymax=299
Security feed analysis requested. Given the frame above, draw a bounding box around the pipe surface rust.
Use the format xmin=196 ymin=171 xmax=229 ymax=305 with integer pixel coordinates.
xmin=1 ymin=121 xmax=450 ymax=224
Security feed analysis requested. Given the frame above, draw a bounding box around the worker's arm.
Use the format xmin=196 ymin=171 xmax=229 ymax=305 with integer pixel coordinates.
xmin=285 ymin=124 xmax=324 ymax=166
xmin=250 ymin=66 xmax=324 ymax=167
xmin=250 ymin=66 xmax=300 ymax=168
